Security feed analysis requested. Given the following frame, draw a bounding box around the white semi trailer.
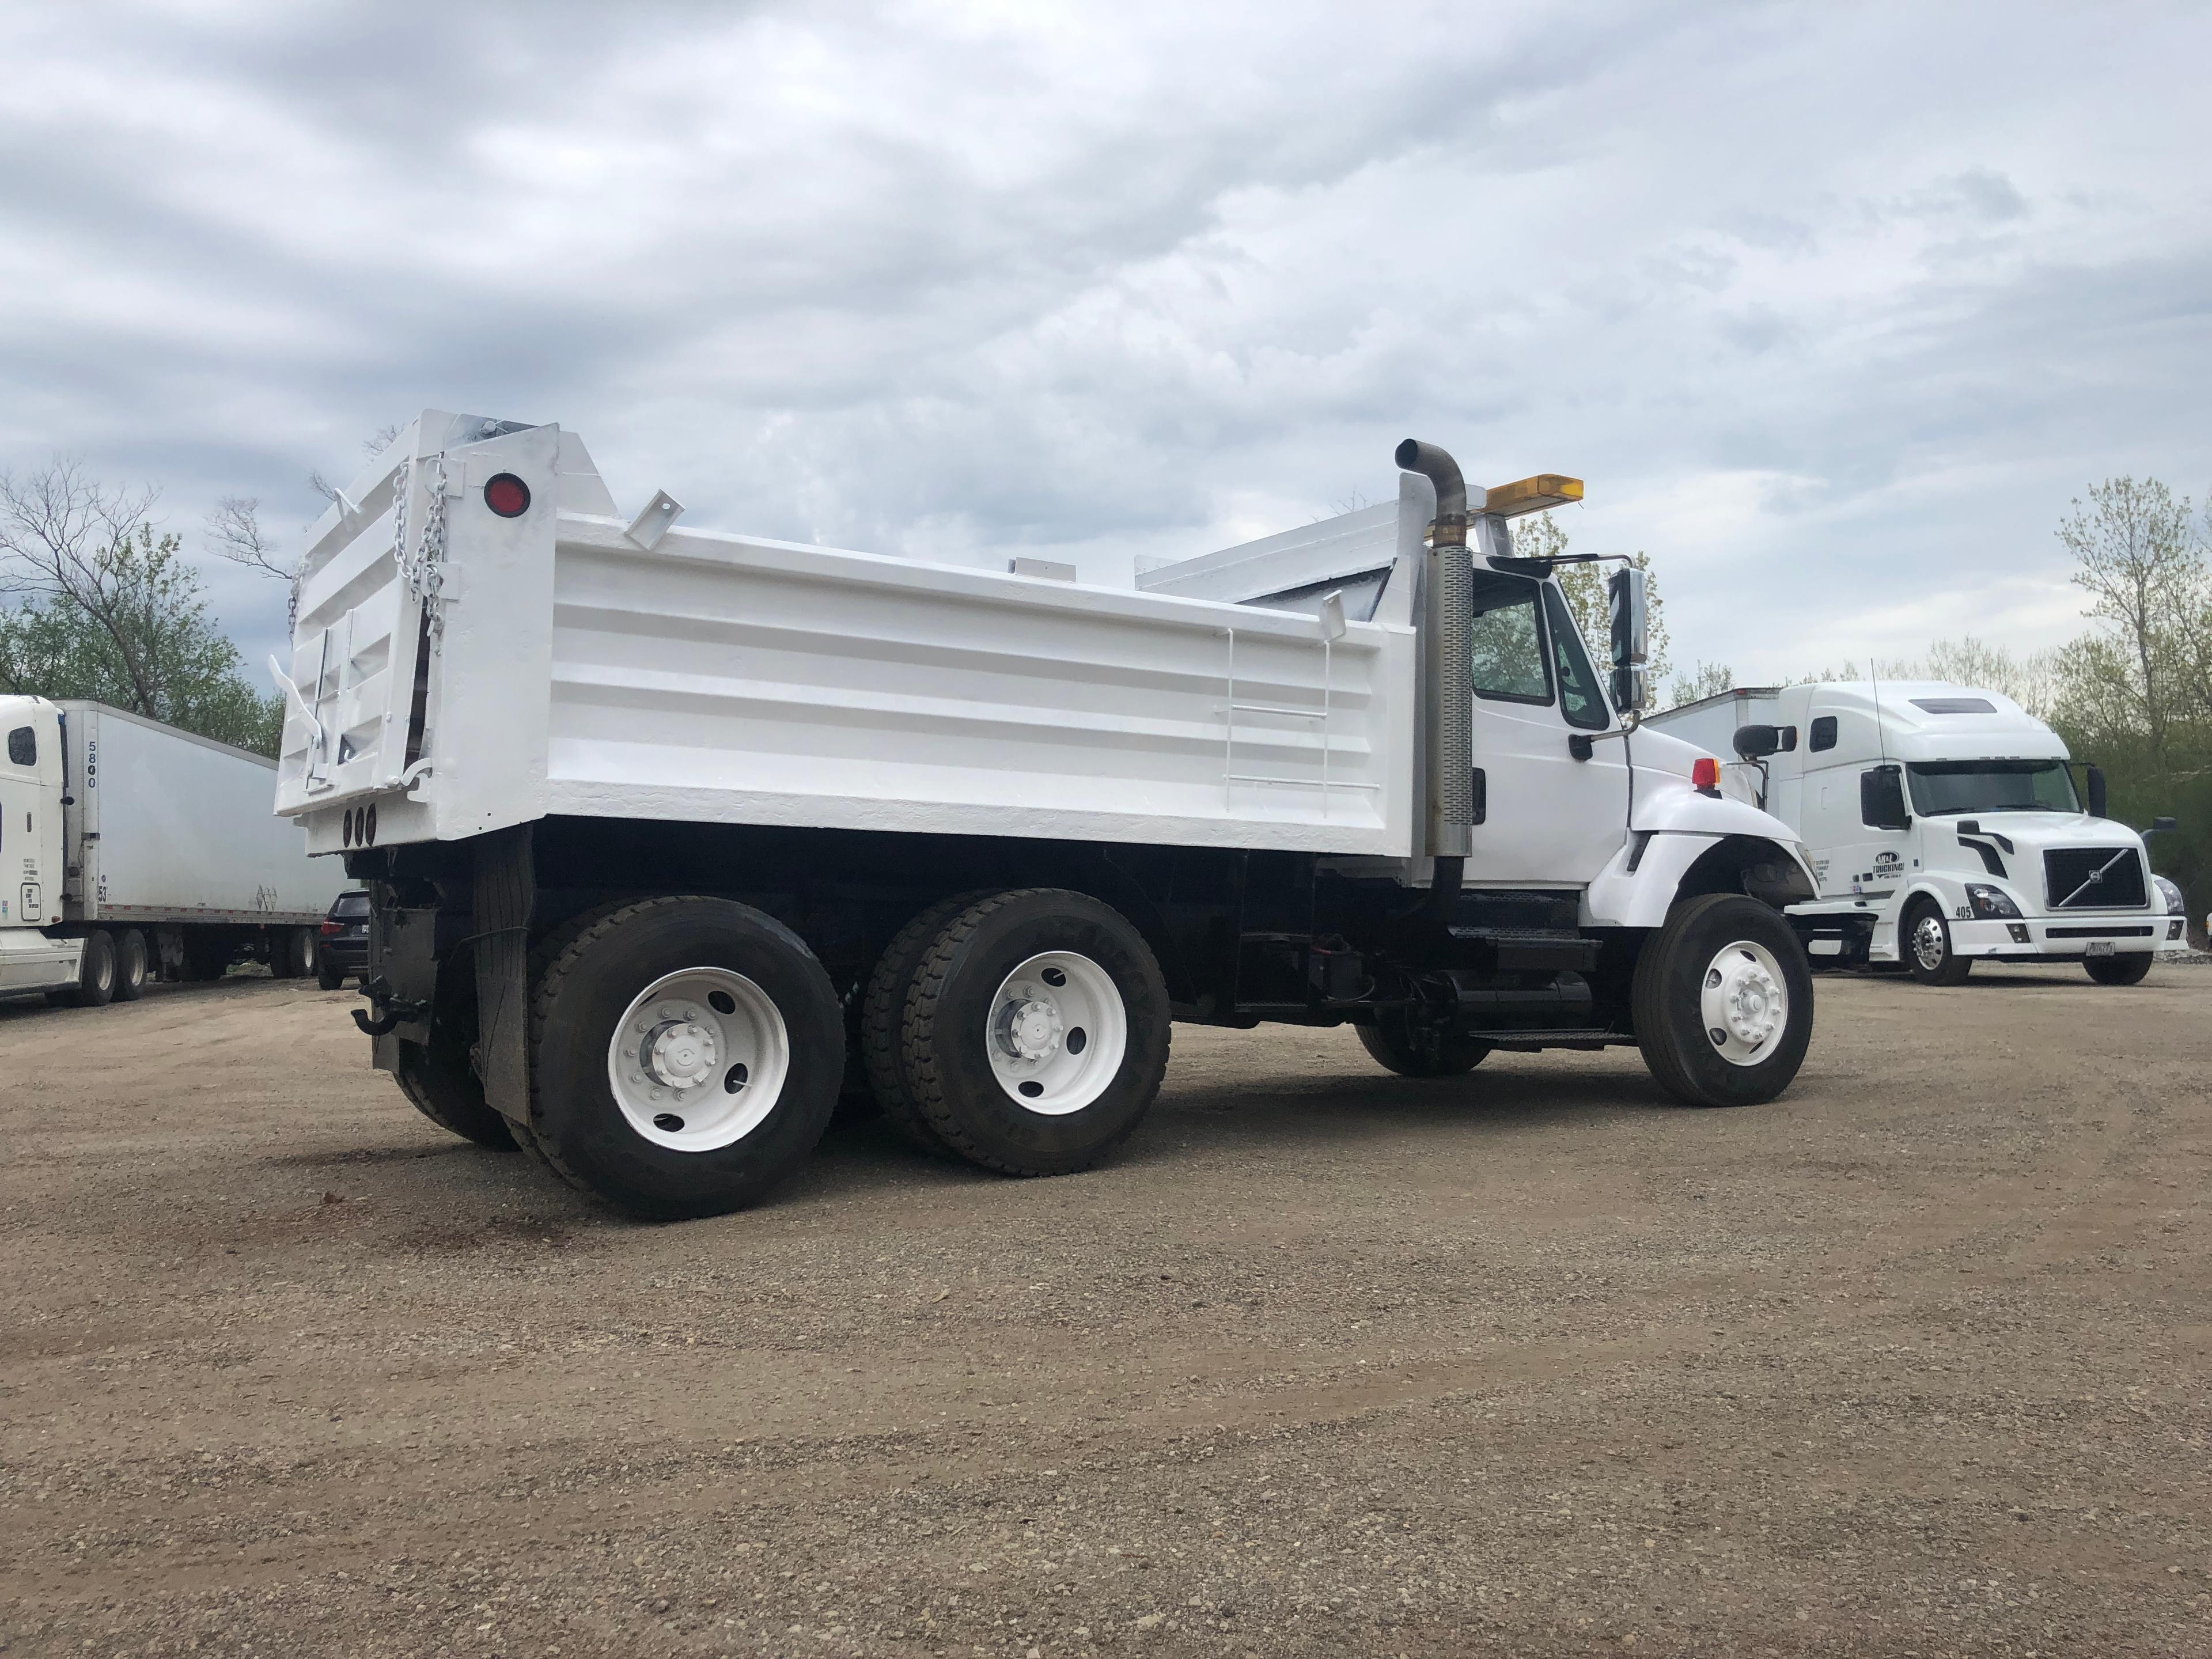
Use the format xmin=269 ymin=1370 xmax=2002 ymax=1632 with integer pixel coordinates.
xmin=0 ymin=698 xmax=343 ymax=1004
xmin=275 ymin=410 xmax=1823 ymax=1219
xmin=1646 ymin=682 xmax=2187 ymax=984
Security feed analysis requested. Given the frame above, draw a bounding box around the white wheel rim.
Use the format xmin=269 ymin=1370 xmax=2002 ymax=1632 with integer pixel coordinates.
xmin=984 ymin=950 xmax=1128 ymax=1116
xmin=604 ymin=967 xmax=790 ymax=1152
xmin=1698 ymin=939 xmax=1790 ymax=1068
xmin=1911 ymin=915 xmax=1947 ymax=971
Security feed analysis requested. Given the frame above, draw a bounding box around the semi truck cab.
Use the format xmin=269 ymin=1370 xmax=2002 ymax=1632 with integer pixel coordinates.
xmin=1649 ymin=682 xmax=2184 ymax=985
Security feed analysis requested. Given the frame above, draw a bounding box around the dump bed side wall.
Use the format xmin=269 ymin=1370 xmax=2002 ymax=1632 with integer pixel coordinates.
xmin=67 ymin=705 xmax=343 ymax=923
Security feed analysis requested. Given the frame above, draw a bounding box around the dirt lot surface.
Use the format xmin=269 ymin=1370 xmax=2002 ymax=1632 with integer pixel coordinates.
xmin=3 ymin=965 xmax=2208 ymax=1658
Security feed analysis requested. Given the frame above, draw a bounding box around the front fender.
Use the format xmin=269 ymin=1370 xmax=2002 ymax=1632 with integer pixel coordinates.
xmin=1585 ymin=831 xmax=1819 ymax=929
xmin=1633 ymin=774 xmax=1800 ymax=839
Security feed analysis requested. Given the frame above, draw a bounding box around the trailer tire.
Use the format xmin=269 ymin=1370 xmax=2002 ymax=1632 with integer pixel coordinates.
xmin=1633 ymin=894 xmax=1812 ymax=1108
xmin=901 ymin=889 xmax=1170 ymax=1176
xmin=1356 ymin=1012 xmax=1491 ymax=1077
xmin=56 ymin=930 xmax=116 ymax=1009
xmin=393 ymin=1031 xmax=517 ymax=1152
xmin=272 ymin=927 xmax=316 ymax=980
xmin=527 ymin=896 xmax=844 ymax=1220
xmin=1902 ymin=897 xmax=1972 ymax=986
xmin=2085 ymin=953 xmax=2153 ymax=986
xmin=861 ymin=891 xmax=992 ymax=1154
xmin=112 ymin=929 xmax=149 ymax=1002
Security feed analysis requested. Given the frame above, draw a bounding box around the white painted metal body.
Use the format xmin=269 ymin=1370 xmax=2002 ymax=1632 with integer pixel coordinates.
xmin=1646 ymin=683 xmax=2183 ymax=964
xmin=274 ymin=412 xmax=1809 ymax=925
xmin=0 ymin=695 xmax=343 ymax=995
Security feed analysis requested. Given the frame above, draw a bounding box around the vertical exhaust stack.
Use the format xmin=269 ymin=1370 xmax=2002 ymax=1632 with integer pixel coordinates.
xmin=1396 ymin=440 xmax=1474 ymax=900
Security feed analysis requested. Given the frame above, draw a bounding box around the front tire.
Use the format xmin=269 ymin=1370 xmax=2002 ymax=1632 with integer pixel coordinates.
xmin=1356 ymin=1010 xmax=1491 ymax=1077
xmin=2085 ymin=953 xmax=2153 ymax=986
xmin=900 ymin=889 xmax=1170 ymax=1176
xmin=1633 ymin=894 xmax=1813 ymax=1108
xmin=1903 ymin=899 xmax=1972 ymax=986
xmin=527 ymin=897 xmax=844 ymax=1219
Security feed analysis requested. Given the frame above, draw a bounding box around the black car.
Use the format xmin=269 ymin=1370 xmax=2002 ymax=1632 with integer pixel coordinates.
xmin=317 ymin=891 xmax=370 ymax=988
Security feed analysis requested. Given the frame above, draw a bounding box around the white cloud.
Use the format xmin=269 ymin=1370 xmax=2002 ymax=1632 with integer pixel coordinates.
xmin=1 ymin=0 xmax=2207 ymax=684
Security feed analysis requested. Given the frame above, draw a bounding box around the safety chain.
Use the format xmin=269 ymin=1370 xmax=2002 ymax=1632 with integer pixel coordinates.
xmin=391 ymin=454 xmax=452 ymax=643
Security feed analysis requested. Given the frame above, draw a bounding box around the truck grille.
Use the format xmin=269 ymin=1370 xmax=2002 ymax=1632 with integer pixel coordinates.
xmin=2044 ymin=847 xmax=2147 ymax=909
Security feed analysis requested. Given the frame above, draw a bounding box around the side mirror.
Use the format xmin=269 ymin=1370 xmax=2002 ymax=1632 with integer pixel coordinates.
xmin=2148 ymin=814 xmax=2177 ymax=836
xmin=1611 ymin=665 xmax=1650 ymax=715
xmin=1861 ymin=764 xmax=1911 ymax=832
xmin=1608 ymin=566 xmax=1648 ymax=671
xmin=2085 ymin=764 xmax=2108 ymax=819
xmin=1734 ymin=723 xmax=1782 ymax=760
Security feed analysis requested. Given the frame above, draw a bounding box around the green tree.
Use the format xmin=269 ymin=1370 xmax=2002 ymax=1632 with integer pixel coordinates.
xmin=1665 ymin=661 xmax=1736 ymax=707
xmin=0 ymin=460 xmax=284 ymax=755
xmin=2050 ymin=477 xmax=2209 ymax=768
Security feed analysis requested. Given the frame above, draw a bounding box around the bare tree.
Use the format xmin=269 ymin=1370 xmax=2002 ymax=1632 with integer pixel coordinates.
xmin=204 ymin=494 xmax=297 ymax=582
xmin=0 ymin=459 xmax=170 ymax=711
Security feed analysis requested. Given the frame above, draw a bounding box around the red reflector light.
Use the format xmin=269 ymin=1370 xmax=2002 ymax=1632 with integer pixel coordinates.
xmin=483 ymin=472 xmax=531 ymax=517
xmin=1692 ymin=757 xmax=1721 ymax=791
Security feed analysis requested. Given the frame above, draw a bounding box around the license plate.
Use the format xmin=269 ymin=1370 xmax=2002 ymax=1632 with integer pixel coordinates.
xmin=2085 ymin=940 xmax=2116 ymax=957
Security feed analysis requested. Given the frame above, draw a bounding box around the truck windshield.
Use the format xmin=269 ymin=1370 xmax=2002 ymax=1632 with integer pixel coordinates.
xmin=1905 ymin=760 xmax=2080 ymax=815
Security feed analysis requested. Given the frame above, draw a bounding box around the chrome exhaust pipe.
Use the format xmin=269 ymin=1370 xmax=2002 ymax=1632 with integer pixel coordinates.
xmin=1396 ymin=440 xmax=1474 ymax=889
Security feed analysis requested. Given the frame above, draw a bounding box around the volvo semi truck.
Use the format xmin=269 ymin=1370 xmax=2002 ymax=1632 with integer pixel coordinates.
xmin=275 ymin=410 xmax=1823 ymax=1219
xmin=1646 ymin=682 xmax=2186 ymax=984
xmin=0 ymin=698 xmax=343 ymax=1004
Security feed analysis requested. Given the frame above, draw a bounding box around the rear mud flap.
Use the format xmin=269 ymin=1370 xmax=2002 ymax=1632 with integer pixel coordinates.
xmin=472 ymin=826 xmax=535 ymax=1127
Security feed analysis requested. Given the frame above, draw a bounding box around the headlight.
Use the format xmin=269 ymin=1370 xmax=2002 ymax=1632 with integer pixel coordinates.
xmin=2153 ymin=874 xmax=2185 ymax=914
xmin=1965 ymin=883 xmax=2021 ymax=920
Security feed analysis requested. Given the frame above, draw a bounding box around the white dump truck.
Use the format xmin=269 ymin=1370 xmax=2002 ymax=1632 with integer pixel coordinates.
xmin=274 ymin=409 xmax=1821 ymax=1218
xmin=0 ymin=697 xmax=343 ymax=1004
xmin=1646 ymin=682 xmax=2187 ymax=984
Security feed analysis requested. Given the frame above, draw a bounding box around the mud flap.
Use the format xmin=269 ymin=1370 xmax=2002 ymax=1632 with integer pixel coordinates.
xmin=471 ymin=825 xmax=535 ymax=1127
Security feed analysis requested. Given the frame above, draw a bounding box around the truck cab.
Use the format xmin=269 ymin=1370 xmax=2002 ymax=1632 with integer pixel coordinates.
xmin=0 ymin=698 xmax=79 ymax=995
xmin=1650 ymin=682 xmax=2184 ymax=984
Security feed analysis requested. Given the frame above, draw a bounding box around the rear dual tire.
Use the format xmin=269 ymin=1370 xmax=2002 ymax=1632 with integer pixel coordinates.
xmin=524 ymin=897 xmax=844 ymax=1220
xmin=895 ymin=889 xmax=1171 ymax=1176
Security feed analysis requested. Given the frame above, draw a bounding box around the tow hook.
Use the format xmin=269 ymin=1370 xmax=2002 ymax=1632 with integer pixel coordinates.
xmin=352 ymin=976 xmax=431 ymax=1037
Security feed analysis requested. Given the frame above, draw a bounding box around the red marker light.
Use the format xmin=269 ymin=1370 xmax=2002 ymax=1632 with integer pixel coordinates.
xmin=1692 ymin=757 xmax=1721 ymax=791
xmin=483 ymin=472 xmax=531 ymax=517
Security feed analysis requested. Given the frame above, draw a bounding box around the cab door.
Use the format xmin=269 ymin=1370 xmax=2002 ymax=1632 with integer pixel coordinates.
xmin=0 ymin=704 xmax=62 ymax=926
xmin=1463 ymin=570 xmax=1630 ymax=882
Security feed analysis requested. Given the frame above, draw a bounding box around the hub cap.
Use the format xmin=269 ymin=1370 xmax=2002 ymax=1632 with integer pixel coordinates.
xmin=1698 ymin=940 xmax=1790 ymax=1068
xmin=1912 ymin=914 xmax=1948 ymax=972
xmin=985 ymin=951 xmax=1128 ymax=1115
xmin=605 ymin=967 xmax=789 ymax=1151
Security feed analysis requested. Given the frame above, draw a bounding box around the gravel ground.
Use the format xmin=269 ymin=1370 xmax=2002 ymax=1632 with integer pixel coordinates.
xmin=2 ymin=963 xmax=2207 ymax=1657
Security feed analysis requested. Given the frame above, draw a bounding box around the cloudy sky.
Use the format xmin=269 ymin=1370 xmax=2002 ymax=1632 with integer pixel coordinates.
xmin=3 ymin=1 xmax=2208 ymax=685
